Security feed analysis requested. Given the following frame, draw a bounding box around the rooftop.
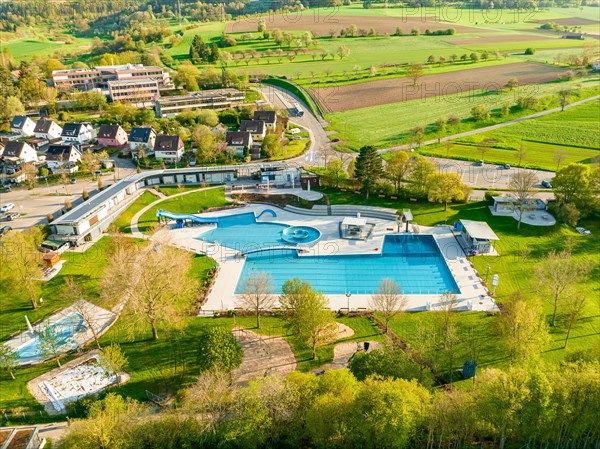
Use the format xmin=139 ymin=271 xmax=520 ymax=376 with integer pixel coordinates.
xmin=460 ymin=219 xmax=500 ymax=241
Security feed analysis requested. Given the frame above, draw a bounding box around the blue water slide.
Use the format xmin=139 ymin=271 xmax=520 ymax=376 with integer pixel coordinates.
xmin=156 ymin=209 xmax=219 ymax=225
xmin=255 ymin=209 xmax=277 ymax=220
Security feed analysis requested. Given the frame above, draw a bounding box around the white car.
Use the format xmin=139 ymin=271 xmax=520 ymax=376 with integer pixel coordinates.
xmin=0 ymin=203 xmax=15 ymax=213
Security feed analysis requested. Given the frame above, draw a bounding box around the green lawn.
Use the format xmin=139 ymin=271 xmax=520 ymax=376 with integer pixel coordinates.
xmin=325 ymin=78 xmax=600 ymax=150
xmin=418 ymin=141 xmax=597 ymax=172
xmin=157 ymin=185 xmax=209 ymax=196
xmin=112 ymin=191 xmax=159 ymax=233
xmin=137 ymin=187 xmax=230 ymax=233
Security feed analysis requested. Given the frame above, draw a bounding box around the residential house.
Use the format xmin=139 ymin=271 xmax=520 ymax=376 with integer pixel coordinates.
xmin=97 ymin=124 xmax=128 ymax=148
xmin=592 ymin=59 xmax=600 ymax=71
xmin=240 ymin=120 xmax=266 ymax=143
xmin=34 ymin=119 xmax=63 ymax=141
xmin=0 ymin=141 xmax=38 ymax=165
xmin=46 ymin=144 xmax=82 ymax=173
xmin=129 ymin=127 xmax=157 ymax=158
xmin=213 ymin=123 xmax=228 ymax=134
xmin=10 ymin=116 xmax=36 ymax=137
xmin=253 ymin=110 xmax=277 ymax=129
xmin=154 ymin=135 xmax=185 ymax=163
xmin=225 ymin=131 xmax=253 ymax=158
xmin=61 ymin=123 xmax=94 ymax=145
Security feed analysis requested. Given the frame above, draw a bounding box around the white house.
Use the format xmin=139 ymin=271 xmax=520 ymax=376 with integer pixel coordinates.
xmin=46 ymin=144 xmax=82 ymax=173
xmin=61 ymin=123 xmax=94 ymax=145
xmin=129 ymin=127 xmax=157 ymax=158
xmin=240 ymin=120 xmax=266 ymax=142
xmin=10 ymin=116 xmax=36 ymax=137
xmin=591 ymin=59 xmax=600 ymax=71
xmin=0 ymin=141 xmax=38 ymax=165
xmin=154 ymin=135 xmax=184 ymax=163
xmin=34 ymin=119 xmax=63 ymax=140
xmin=225 ymin=131 xmax=253 ymax=157
xmin=253 ymin=110 xmax=277 ymax=129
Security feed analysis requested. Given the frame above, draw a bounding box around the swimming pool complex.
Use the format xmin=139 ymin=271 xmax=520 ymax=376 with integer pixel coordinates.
xmin=17 ymin=313 xmax=86 ymax=362
xmin=196 ymin=212 xmax=320 ymax=250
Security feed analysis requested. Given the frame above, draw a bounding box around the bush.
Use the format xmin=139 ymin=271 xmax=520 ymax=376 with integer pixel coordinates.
xmin=219 ymin=34 xmax=237 ymax=47
xmin=47 ymin=213 xmax=54 ymax=223
xmin=471 ymin=105 xmax=490 ymax=121
xmin=524 ymin=47 xmax=536 ymax=55
xmin=82 ymin=190 xmax=89 ymax=201
xmin=447 ymin=115 xmax=461 ymax=125
xmin=517 ymin=96 xmax=539 ymax=110
xmin=197 ymin=327 xmax=243 ymax=372
xmin=558 ymin=202 xmax=581 ymax=226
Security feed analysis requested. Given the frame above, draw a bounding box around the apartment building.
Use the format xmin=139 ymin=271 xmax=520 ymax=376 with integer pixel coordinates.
xmin=154 ymin=89 xmax=245 ymax=118
xmin=107 ymin=78 xmax=160 ymax=104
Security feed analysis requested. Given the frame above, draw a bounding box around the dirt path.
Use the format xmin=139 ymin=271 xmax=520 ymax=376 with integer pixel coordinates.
xmin=231 ymin=327 xmax=297 ymax=385
xmin=312 ymin=340 xmax=382 ymax=373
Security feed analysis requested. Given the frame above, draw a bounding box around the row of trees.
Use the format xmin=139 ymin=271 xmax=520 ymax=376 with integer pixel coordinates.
xmin=56 ymin=359 xmax=600 ymax=449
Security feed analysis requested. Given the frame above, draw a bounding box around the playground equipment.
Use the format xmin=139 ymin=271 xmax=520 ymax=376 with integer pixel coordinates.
xmin=255 ymin=209 xmax=277 ymax=220
xmin=156 ymin=210 xmax=219 ymax=229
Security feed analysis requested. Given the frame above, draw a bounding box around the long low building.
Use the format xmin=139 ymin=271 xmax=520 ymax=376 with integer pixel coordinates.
xmin=154 ymin=89 xmax=245 ymax=117
xmin=50 ymin=163 xmax=300 ymax=245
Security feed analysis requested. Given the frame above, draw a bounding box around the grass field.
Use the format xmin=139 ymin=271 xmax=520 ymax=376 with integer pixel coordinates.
xmin=136 ymin=187 xmax=230 ymax=233
xmin=112 ymin=191 xmax=159 ymax=233
xmin=325 ymin=77 xmax=600 ymax=150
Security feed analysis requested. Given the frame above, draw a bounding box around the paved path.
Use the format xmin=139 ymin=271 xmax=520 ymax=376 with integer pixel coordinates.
xmin=129 ymin=185 xmax=223 ymax=238
xmin=379 ymin=94 xmax=600 ymax=154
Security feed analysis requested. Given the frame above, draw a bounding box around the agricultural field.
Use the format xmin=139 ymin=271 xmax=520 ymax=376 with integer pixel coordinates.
xmin=311 ymin=62 xmax=568 ymax=112
xmin=325 ymin=77 xmax=600 ymax=150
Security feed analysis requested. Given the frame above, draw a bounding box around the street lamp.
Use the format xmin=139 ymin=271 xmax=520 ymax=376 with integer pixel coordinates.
xmin=345 ymin=292 xmax=352 ymax=314
xmin=485 ymin=264 xmax=491 ymax=283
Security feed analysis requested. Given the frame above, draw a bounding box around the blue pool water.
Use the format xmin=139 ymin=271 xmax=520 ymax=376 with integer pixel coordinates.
xmin=235 ymin=235 xmax=460 ymax=295
xmin=17 ymin=313 xmax=86 ymax=361
xmin=196 ymin=213 xmax=320 ymax=250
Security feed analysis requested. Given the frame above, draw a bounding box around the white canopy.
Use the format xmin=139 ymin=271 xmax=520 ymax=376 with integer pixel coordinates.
xmin=342 ymin=216 xmax=368 ymax=227
xmin=460 ymin=219 xmax=500 ymax=241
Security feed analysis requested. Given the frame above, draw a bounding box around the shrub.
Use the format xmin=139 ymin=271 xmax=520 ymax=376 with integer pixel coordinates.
xmin=82 ymin=190 xmax=89 ymax=201
xmin=517 ymin=96 xmax=539 ymax=110
xmin=558 ymin=202 xmax=581 ymax=226
xmin=447 ymin=115 xmax=461 ymax=125
xmin=197 ymin=327 xmax=243 ymax=372
xmin=64 ymin=199 xmax=72 ymax=210
xmin=47 ymin=213 xmax=54 ymax=223
xmin=471 ymin=105 xmax=490 ymax=121
xmin=524 ymin=47 xmax=536 ymax=55
xmin=219 ymin=34 xmax=237 ymax=47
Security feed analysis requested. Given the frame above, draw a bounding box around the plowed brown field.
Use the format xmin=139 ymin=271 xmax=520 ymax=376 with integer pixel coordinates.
xmin=310 ymin=62 xmax=568 ymax=112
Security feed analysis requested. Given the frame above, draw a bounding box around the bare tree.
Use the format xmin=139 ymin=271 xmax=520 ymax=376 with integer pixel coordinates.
xmin=554 ymin=149 xmax=567 ymax=171
xmin=562 ymin=294 xmax=587 ymax=348
xmin=63 ymin=277 xmax=104 ymax=350
xmin=238 ymin=272 xmax=275 ymax=329
xmin=535 ymin=250 xmax=590 ymax=326
xmin=38 ymin=324 xmax=63 ymax=367
xmin=370 ymin=279 xmax=407 ymax=334
xmin=477 ymin=140 xmax=492 ymax=162
xmin=515 ymin=141 xmax=527 ymax=166
xmin=509 ymin=170 xmax=538 ymax=229
xmin=518 ymin=243 xmax=531 ymax=271
xmin=439 ymin=292 xmax=458 ymax=384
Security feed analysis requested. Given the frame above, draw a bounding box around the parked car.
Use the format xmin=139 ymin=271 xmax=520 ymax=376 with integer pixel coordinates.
xmin=0 ymin=226 xmax=12 ymax=237
xmin=7 ymin=212 xmax=19 ymax=221
xmin=0 ymin=185 xmax=11 ymax=193
xmin=94 ymin=170 xmax=102 ymax=176
xmin=70 ymin=178 xmax=77 ymax=184
xmin=503 ymin=164 xmax=511 ymax=169
xmin=475 ymin=160 xmax=484 ymax=167
xmin=0 ymin=203 xmax=15 ymax=213
xmin=542 ymin=180 xmax=552 ymax=188
xmin=331 ymin=138 xmax=340 ymax=143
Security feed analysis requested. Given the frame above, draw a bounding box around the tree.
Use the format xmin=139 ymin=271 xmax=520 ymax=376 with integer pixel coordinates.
xmin=407 ymin=63 xmax=424 ymax=86
xmin=197 ymin=326 xmax=243 ymax=372
xmin=471 ymin=105 xmax=490 ymax=121
xmin=505 ymin=77 xmax=519 ymax=90
xmin=0 ymin=229 xmax=44 ymax=309
xmin=536 ymin=250 xmax=590 ymax=326
xmin=427 ymin=172 xmax=466 ymax=211
xmin=497 ymin=291 xmax=549 ymax=361
xmin=80 ymin=149 xmax=103 ymax=175
xmin=279 ymin=279 xmax=336 ymax=359
xmin=470 ymin=52 xmax=480 ymax=62
xmin=0 ymin=96 xmax=24 ymax=122
xmin=192 ymin=124 xmax=215 ymax=150
xmin=197 ymin=109 xmax=219 ymax=127
xmin=38 ymin=324 xmax=64 ymax=367
xmin=239 ymin=272 xmax=275 ymax=329
xmin=337 ymin=45 xmax=350 ymax=59
xmin=98 ymin=343 xmax=128 ymax=385
xmin=562 ymin=294 xmax=587 ymax=349
xmin=62 ymin=277 xmax=104 ymax=350
xmin=354 ymin=145 xmax=383 ymax=200
xmin=101 ymin=240 xmax=195 ymax=340
xmin=515 ymin=141 xmax=527 ymax=166
xmin=370 ymin=279 xmax=406 ymax=334
xmin=324 ymin=158 xmax=347 ymax=188
xmin=558 ymin=89 xmax=572 ymax=111
xmin=385 ymin=151 xmax=411 ymax=194
xmin=508 ymin=170 xmax=538 ymax=229
xmin=0 ymin=344 xmax=18 ymax=380
xmin=435 ymin=116 xmax=447 ymax=133
xmin=409 ymin=156 xmax=436 ymax=197
xmin=261 ymin=134 xmax=282 ymax=158
xmin=174 ymin=62 xmax=200 ymax=91
xmin=552 ymin=163 xmax=594 ymax=210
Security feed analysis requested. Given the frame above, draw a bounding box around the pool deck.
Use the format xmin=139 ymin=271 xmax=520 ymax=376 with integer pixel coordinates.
xmin=5 ymin=301 xmax=117 ymax=366
xmin=158 ymin=204 xmax=498 ymax=313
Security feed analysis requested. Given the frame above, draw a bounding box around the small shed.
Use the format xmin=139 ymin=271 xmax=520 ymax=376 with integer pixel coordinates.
xmin=300 ymin=172 xmax=319 ymax=189
xmin=342 ymin=216 xmax=368 ymax=239
xmin=459 ymin=219 xmax=499 ymax=254
xmin=42 ymin=252 xmax=60 ymax=268
xmin=492 ymin=196 xmax=516 ymax=213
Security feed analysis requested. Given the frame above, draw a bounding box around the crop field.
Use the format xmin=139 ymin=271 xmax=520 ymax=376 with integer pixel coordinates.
xmin=325 ymin=77 xmax=599 ymax=149
xmin=312 ymin=62 xmax=568 ymax=112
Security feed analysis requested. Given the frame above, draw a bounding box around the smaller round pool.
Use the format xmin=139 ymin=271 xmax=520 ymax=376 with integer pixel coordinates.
xmin=281 ymin=226 xmax=321 ymax=244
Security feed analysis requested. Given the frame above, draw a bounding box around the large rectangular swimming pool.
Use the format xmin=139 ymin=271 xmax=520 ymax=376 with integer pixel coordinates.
xmin=235 ymin=234 xmax=460 ymax=295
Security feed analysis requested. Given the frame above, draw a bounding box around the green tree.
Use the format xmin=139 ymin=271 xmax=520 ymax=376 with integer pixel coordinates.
xmin=558 ymin=89 xmax=573 ymax=111
xmin=197 ymin=109 xmax=219 ymax=127
xmin=197 ymin=327 xmax=243 ymax=372
xmin=324 ymin=158 xmax=347 ymax=188
xmin=471 ymin=105 xmax=490 ymax=121
xmin=354 ymin=145 xmax=383 ymax=200
xmin=279 ymin=278 xmax=314 ymax=334
xmin=427 ymin=172 xmax=466 ymax=210
xmin=261 ymin=134 xmax=282 ymax=158
xmin=0 ymin=344 xmax=18 ymax=380
xmin=384 ymin=151 xmax=411 ymax=195
xmin=99 ymin=343 xmax=128 ymax=385
xmin=505 ymin=77 xmax=519 ymax=90
xmin=0 ymin=96 xmax=24 ymax=122
xmin=406 ymin=63 xmax=424 ymax=86
xmin=174 ymin=62 xmax=200 ymax=91
xmin=552 ymin=163 xmax=595 ymax=211
xmin=409 ymin=156 xmax=436 ymax=197
xmin=337 ymin=45 xmax=350 ymax=59
xmin=38 ymin=324 xmax=64 ymax=367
